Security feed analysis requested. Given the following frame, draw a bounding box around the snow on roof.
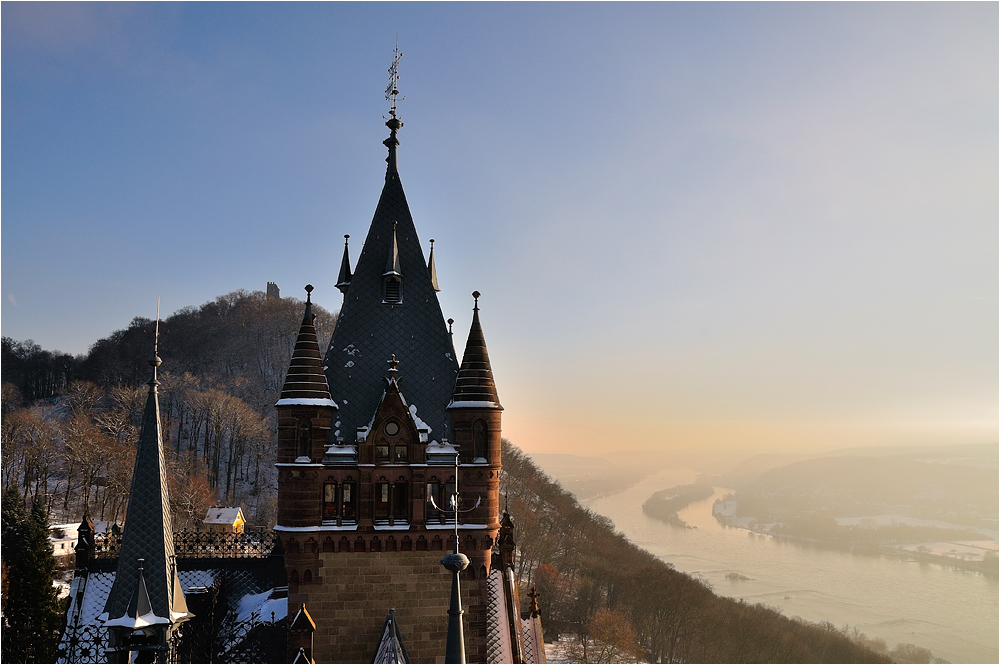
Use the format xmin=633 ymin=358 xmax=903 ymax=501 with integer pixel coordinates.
xmin=181 ymin=568 xmax=220 ymax=592
xmin=204 ymin=507 xmax=244 ymax=525
xmin=50 ymin=523 xmax=79 ymax=545
xmin=103 ymin=609 xmax=171 ymax=629
xmin=275 ymin=397 xmax=338 ymax=407
xmin=59 ymin=571 xmax=116 ymax=663
xmin=235 ymin=588 xmax=288 ymax=623
xmin=407 ymin=404 xmax=431 ymax=442
xmin=447 ymin=400 xmax=502 ymax=410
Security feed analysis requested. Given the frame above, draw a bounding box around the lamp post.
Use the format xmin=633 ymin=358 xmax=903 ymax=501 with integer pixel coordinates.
xmin=429 ymin=451 xmax=480 ymax=663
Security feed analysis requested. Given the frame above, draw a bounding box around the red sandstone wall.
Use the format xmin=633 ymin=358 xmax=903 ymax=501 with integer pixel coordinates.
xmin=288 ymin=550 xmax=489 ymax=663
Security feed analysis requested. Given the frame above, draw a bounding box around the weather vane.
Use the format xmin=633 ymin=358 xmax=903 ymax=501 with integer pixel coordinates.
xmin=154 ymin=296 xmax=161 ymax=357
xmin=385 ymin=36 xmax=404 ymax=119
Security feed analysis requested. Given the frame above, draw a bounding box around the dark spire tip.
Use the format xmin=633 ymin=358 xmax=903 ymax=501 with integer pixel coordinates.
xmin=305 ymin=284 xmax=314 ymax=298
xmin=472 ymin=291 xmax=481 ymax=311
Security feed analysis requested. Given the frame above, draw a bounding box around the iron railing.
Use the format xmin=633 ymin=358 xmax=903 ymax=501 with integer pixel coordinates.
xmin=93 ymin=529 xmax=278 ymax=560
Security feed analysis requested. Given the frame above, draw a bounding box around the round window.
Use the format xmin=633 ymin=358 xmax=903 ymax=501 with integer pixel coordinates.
xmin=384 ymin=421 xmax=400 ymax=436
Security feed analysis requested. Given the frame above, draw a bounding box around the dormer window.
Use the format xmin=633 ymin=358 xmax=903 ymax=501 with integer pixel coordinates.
xmin=384 ymin=275 xmax=402 ymax=304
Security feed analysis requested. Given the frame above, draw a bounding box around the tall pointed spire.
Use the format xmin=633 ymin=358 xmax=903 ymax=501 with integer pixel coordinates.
xmin=451 ymin=291 xmax=501 ymax=407
xmin=103 ymin=317 xmax=191 ymax=655
xmin=278 ymin=285 xmax=337 ymax=406
xmin=336 ymin=235 xmax=353 ymax=296
xmin=384 ymin=222 xmax=402 ymax=277
xmin=427 ymin=239 xmax=440 ymax=292
xmin=323 ymin=43 xmax=457 ymax=457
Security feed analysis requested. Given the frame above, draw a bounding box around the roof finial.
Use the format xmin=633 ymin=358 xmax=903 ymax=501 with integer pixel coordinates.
xmin=472 ymin=290 xmax=480 ymax=312
xmin=387 ymin=354 xmax=400 ymax=382
xmin=385 ymin=35 xmax=404 ymax=121
xmin=149 ymin=297 xmax=162 ymax=377
xmin=304 ymin=284 xmax=315 ymax=320
xmin=383 ymin=39 xmax=404 ymax=172
xmin=428 ymin=239 xmax=441 ymax=292
xmin=337 ymin=235 xmax=353 ymax=296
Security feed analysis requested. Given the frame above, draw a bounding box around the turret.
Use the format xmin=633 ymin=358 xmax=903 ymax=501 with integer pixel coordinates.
xmin=447 ymin=291 xmax=503 ymax=557
xmin=102 ymin=335 xmax=191 ymax=663
xmin=448 ymin=291 xmax=503 ymax=466
xmin=276 ymin=285 xmax=338 ymax=527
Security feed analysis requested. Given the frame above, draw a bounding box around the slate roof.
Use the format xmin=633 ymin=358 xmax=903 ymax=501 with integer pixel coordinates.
xmin=102 ymin=358 xmax=190 ymax=625
xmin=372 ymin=609 xmax=411 ymax=664
xmin=204 ymin=507 xmax=245 ymax=526
xmin=60 ymin=566 xmax=286 ymax=664
xmin=278 ymin=287 xmax=336 ymax=405
xmin=450 ymin=294 xmax=501 ymax=407
xmin=324 ymin=126 xmax=459 ymax=442
xmin=485 ymin=569 xmax=514 ymax=664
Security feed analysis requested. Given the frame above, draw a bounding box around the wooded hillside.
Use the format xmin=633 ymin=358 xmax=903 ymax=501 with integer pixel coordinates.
xmin=2 ymin=289 xmax=335 ymax=528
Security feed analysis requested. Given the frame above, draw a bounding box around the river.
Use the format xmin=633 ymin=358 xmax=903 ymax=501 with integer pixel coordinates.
xmin=582 ymin=468 xmax=998 ymax=664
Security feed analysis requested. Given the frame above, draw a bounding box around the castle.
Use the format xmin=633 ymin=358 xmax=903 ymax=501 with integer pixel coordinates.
xmin=59 ymin=68 xmax=544 ymax=664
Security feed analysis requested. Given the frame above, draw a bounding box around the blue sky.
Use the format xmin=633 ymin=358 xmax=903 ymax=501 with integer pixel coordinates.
xmin=3 ymin=3 xmax=996 ymax=455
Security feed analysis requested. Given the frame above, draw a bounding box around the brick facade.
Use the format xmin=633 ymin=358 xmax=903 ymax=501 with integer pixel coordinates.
xmin=285 ymin=550 xmax=489 ymax=663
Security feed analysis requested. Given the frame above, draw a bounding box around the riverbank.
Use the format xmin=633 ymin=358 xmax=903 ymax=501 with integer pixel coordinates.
xmin=711 ymin=498 xmax=999 ymax=576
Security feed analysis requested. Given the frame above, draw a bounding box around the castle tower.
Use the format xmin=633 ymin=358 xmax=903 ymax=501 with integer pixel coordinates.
xmin=101 ymin=347 xmax=192 ymax=663
xmin=447 ymin=291 xmax=503 ymax=577
xmin=275 ymin=92 xmax=502 ymax=663
xmin=275 ymin=285 xmax=339 ymax=528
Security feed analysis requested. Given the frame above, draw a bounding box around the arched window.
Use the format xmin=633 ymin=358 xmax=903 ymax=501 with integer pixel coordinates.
xmin=298 ymin=420 xmax=312 ymax=459
xmin=394 ymin=479 xmax=408 ymax=521
xmin=342 ymin=480 xmax=357 ymax=522
xmin=323 ymin=482 xmax=337 ymax=521
xmin=303 ymin=569 xmax=312 ymax=584
xmin=473 ymin=420 xmax=486 ymax=459
xmin=375 ymin=479 xmax=390 ymax=519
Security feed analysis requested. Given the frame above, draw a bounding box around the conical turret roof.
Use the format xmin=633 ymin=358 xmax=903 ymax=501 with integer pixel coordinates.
xmin=450 ymin=292 xmax=501 ymax=408
xmin=103 ymin=353 xmax=190 ymax=626
xmin=278 ymin=286 xmax=337 ymax=406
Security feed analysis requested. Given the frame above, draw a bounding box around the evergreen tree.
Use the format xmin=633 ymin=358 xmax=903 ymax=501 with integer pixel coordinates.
xmin=1 ymin=487 xmax=63 ymax=663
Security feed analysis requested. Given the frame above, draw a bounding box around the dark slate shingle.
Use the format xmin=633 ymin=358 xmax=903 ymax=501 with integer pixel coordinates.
xmin=323 ymin=140 xmax=459 ymax=442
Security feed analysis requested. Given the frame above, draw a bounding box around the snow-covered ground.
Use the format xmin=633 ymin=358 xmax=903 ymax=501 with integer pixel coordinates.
xmin=543 ymin=634 xmax=575 ymax=664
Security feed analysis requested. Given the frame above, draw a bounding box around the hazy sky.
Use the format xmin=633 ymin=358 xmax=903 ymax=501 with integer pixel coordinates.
xmin=3 ymin=3 xmax=997 ymax=456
